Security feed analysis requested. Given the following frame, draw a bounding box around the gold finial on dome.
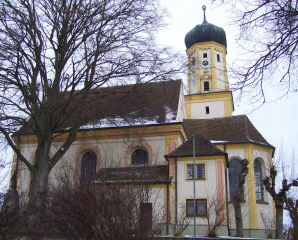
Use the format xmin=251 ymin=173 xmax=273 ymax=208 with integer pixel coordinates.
xmin=202 ymin=5 xmax=207 ymax=23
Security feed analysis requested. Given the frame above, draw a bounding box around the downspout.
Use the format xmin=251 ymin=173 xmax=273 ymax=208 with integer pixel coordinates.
xmin=175 ymin=157 xmax=178 ymax=233
xmin=192 ymin=135 xmax=196 ymax=236
xmin=166 ymin=183 xmax=169 ymax=235
xmin=224 ymin=144 xmax=231 ymax=236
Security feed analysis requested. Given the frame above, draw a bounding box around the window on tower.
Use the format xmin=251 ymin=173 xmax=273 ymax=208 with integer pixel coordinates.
xmin=203 ymin=53 xmax=207 ymax=58
xmin=205 ymin=106 xmax=209 ymax=114
xmin=204 ymin=81 xmax=209 ymax=91
xmin=217 ymin=54 xmax=220 ymax=62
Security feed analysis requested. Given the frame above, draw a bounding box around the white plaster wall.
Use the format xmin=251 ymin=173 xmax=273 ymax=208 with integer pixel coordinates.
xmin=191 ymin=101 xmax=224 ymax=119
xmin=226 ymin=148 xmax=246 ymax=160
xmin=18 ymin=134 xmax=168 ymax=191
xmin=225 ymin=147 xmax=275 ymax=231
xmin=214 ymin=49 xmax=224 ymax=70
xmin=188 ymin=51 xmax=197 ymax=94
xmin=214 ymin=49 xmax=225 ymax=92
xmin=216 ymin=69 xmax=225 ymax=91
xmin=151 ymin=187 xmax=166 ymax=222
xmin=176 ymin=159 xmax=219 ymax=225
xmin=253 ymin=149 xmax=275 ymax=230
xmin=199 ymin=49 xmax=211 ymax=62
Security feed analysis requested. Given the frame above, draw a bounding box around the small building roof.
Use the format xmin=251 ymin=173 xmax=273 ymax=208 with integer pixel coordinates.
xmin=94 ymin=165 xmax=171 ymax=185
xmin=183 ymin=115 xmax=274 ymax=148
xmin=165 ymin=132 xmax=227 ymax=158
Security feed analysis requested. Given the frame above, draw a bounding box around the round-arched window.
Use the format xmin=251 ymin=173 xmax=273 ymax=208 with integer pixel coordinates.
xmin=132 ymin=149 xmax=148 ymax=165
xmin=228 ymin=158 xmax=244 ymax=200
xmin=254 ymin=159 xmax=264 ymax=201
xmin=81 ymin=151 xmax=97 ymax=182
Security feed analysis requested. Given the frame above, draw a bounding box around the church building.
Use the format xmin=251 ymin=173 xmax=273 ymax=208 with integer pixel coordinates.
xmin=13 ymin=6 xmax=275 ymax=238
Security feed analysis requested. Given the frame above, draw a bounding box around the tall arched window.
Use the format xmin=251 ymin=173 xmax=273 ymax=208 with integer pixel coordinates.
xmin=254 ymin=159 xmax=264 ymax=201
xmin=132 ymin=149 xmax=148 ymax=165
xmin=229 ymin=158 xmax=244 ymax=200
xmin=81 ymin=151 xmax=97 ymax=182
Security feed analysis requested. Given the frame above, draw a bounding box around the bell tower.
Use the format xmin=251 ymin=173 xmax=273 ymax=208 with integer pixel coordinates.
xmin=184 ymin=6 xmax=234 ymax=119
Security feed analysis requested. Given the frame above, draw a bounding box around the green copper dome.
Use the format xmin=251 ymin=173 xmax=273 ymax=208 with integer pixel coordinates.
xmin=184 ymin=6 xmax=227 ymax=49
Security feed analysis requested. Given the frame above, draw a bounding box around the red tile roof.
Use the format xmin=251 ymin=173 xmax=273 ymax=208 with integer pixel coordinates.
xmin=183 ymin=115 xmax=274 ymax=148
xmin=165 ymin=132 xmax=227 ymax=158
xmin=61 ymin=80 xmax=183 ymax=130
xmin=94 ymin=165 xmax=171 ymax=184
xmin=17 ymin=80 xmax=182 ymax=135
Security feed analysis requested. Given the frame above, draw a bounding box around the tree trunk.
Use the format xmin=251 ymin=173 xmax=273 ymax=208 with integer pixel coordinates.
xmin=275 ymin=203 xmax=284 ymax=239
xmin=26 ymin=140 xmax=51 ymax=228
xmin=2 ymin=168 xmax=19 ymax=219
xmin=233 ymin=200 xmax=243 ymax=237
xmin=293 ymin=220 xmax=298 ymax=240
xmin=2 ymin=189 xmax=19 ymax=223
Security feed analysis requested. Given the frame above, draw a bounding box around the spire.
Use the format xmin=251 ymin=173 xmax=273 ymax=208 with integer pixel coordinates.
xmin=202 ymin=5 xmax=207 ymax=23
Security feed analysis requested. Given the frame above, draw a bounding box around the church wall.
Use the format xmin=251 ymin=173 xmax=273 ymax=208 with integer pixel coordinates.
xmin=216 ymin=69 xmax=225 ymax=91
xmin=53 ymin=134 xmax=167 ymax=172
xmin=190 ymin=101 xmax=224 ymax=119
xmin=175 ymin=156 xmax=225 ymax=227
xmin=185 ymin=92 xmax=234 ymax=119
xmin=218 ymin=144 xmax=275 ymax=233
xmin=213 ymin=49 xmax=226 ymax=92
xmin=188 ymin=50 xmax=198 ymax=94
xmin=150 ymin=185 xmax=167 ymax=222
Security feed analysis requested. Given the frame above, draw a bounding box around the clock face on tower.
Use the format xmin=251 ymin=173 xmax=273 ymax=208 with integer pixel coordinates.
xmin=200 ymin=59 xmax=211 ymax=68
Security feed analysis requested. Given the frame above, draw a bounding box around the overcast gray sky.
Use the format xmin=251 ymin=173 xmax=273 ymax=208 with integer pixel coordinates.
xmin=158 ymin=0 xmax=298 ymax=155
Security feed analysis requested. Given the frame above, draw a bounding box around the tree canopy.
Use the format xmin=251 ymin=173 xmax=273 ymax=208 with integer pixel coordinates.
xmin=213 ymin=0 xmax=298 ymax=103
xmin=0 ymin=0 xmax=183 ymax=225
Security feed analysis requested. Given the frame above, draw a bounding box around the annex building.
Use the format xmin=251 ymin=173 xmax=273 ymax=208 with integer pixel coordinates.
xmin=14 ymin=7 xmax=275 ymax=238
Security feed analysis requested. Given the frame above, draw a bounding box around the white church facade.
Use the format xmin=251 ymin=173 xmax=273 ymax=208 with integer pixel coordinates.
xmin=12 ymin=6 xmax=275 ymax=238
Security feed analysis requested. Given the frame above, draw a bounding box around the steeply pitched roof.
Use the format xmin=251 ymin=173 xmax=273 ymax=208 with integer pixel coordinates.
xmin=78 ymin=79 xmax=182 ymax=129
xmin=17 ymin=80 xmax=182 ymax=135
xmin=94 ymin=165 xmax=171 ymax=184
xmin=183 ymin=115 xmax=273 ymax=148
xmin=165 ymin=132 xmax=227 ymax=158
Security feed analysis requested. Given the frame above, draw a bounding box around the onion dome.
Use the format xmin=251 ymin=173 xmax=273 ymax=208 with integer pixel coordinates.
xmin=184 ymin=5 xmax=227 ymax=49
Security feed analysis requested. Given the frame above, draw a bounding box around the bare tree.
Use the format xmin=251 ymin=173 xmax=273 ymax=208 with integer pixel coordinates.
xmin=284 ymin=197 xmax=298 ymax=240
xmin=206 ymin=191 xmax=226 ymax=237
xmin=259 ymin=211 xmax=275 ymax=239
xmin=172 ymin=204 xmax=190 ymax=237
xmin=0 ymin=0 xmax=182 ymax=226
xmin=231 ymin=159 xmax=248 ymax=237
xmin=212 ymin=0 xmax=298 ymax=103
xmin=264 ymin=166 xmax=298 ymax=239
xmin=45 ymin=166 xmax=165 ymax=240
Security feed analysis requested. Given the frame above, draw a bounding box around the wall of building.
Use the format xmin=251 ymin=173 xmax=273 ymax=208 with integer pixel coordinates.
xmin=218 ymin=143 xmax=275 ymax=236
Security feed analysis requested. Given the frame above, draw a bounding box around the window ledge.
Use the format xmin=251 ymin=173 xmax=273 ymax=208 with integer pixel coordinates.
xmin=186 ymin=179 xmax=206 ymax=181
xmin=256 ymin=201 xmax=269 ymax=204
xmin=228 ymin=200 xmax=246 ymax=204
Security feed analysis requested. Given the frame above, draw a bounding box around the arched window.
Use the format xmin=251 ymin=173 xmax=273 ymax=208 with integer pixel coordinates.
xmin=81 ymin=151 xmax=97 ymax=182
xmin=204 ymin=81 xmax=210 ymax=91
xmin=132 ymin=149 xmax=148 ymax=165
xmin=254 ymin=159 xmax=264 ymax=201
xmin=229 ymin=158 xmax=244 ymax=200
